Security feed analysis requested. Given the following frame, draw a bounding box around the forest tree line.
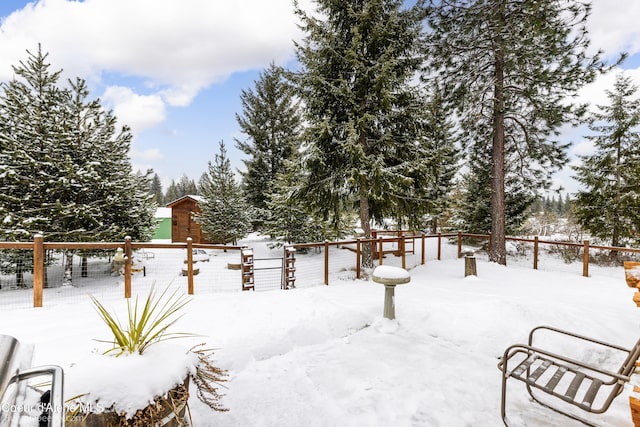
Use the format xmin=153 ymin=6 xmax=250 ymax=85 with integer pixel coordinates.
xmin=151 ymin=0 xmax=640 ymax=264
xmin=1 ymin=0 xmax=639 ymax=275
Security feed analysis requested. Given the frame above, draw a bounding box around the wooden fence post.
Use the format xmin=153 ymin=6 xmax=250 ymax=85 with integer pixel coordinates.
xmin=401 ymin=236 xmax=406 ymax=269
xmin=33 ymin=234 xmax=44 ymax=308
xmin=533 ymin=236 xmax=539 ymax=270
xmin=421 ymin=233 xmax=425 ymax=265
xmin=324 ymin=241 xmax=329 ymax=285
xmin=187 ymin=237 xmax=194 ymax=295
xmin=124 ymin=236 xmax=132 ymax=298
xmin=356 ymin=238 xmax=361 ymax=279
xmin=437 ymin=232 xmax=442 ymax=260
xmin=583 ymin=240 xmax=590 ymax=277
xmin=378 ymin=237 xmax=384 ymax=265
xmin=457 ymin=232 xmax=462 ymax=258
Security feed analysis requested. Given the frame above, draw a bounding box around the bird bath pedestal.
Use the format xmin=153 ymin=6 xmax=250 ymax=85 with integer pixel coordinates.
xmin=372 ymin=266 xmax=411 ymax=320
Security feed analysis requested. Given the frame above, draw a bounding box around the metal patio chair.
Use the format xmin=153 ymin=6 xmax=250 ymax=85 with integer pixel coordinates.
xmin=498 ymin=325 xmax=640 ymax=426
xmin=0 ymin=334 xmax=64 ymax=427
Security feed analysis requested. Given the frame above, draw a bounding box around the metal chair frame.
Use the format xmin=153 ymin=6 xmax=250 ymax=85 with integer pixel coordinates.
xmin=498 ymin=326 xmax=640 ymax=426
xmin=0 ymin=334 xmax=64 ymax=427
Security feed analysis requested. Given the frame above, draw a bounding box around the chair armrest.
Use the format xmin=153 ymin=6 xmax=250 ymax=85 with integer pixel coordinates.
xmin=499 ymin=343 xmax=632 ymax=384
xmin=529 ymin=325 xmax=632 ymax=353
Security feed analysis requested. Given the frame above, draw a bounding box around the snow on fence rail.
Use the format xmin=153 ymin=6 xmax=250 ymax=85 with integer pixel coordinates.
xmin=1 ymin=232 xmax=640 ymax=308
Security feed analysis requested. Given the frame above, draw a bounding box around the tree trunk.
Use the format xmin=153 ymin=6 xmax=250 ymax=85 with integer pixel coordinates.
xmin=489 ymin=5 xmax=507 ymax=265
xmin=63 ymin=251 xmax=74 ymax=286
xmin=359 ymin=193 xmax=373 ymax=269
xmin=43 ymin=265 xmax=49 ymax=289
xmin=81 ymin=256 xmax=88 ymax=277
xmin=16 ymin=270 xmax=24 ymax=288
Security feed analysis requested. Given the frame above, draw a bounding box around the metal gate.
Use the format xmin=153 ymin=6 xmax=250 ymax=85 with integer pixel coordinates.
xmin=241 ymin=246 xmax=296 ymax=292
xmin=253 ymin=257 xmax=283 ymax=291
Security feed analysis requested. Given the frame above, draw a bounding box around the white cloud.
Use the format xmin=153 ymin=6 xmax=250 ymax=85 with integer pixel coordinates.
xmin=0 ymin=0 xmax=312 ymax=104
xmin=571 ymin=138 xmax=595 ymax=157
xmin=101 ymin=86 xmax=165 ymax=133
xmin=574 ymin=68 xmax=640 ymax=114
xmin=131 ymin=148 xmax=164 ymax=162
xmin=587 ymin=0 xmax=640 ymax=60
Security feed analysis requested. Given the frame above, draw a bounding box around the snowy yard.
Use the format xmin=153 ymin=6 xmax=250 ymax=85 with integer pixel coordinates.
xmin=0 ymin=237 xmax=638 ymax=426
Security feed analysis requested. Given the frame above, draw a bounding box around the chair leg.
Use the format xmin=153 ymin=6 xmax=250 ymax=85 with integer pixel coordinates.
xmin=525 ymin=385 xmax=599 ymax=427
xmin=501 ymin=366 xmax=511 ymax=426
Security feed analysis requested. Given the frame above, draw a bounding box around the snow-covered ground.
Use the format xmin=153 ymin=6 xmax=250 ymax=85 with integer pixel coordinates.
xmin=0 ymin=236 xmax=638 ymax=426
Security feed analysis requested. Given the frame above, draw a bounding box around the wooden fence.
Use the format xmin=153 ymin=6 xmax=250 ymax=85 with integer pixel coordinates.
xmin=0 ymin=235 xmax=242 ymax=308
xmin=1 ymin=231 xmax=639 ymax=307
xmin=293 ymin=231 xmax=640 ymax=285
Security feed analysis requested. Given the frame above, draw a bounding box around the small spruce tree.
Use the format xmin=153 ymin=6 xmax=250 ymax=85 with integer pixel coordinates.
xmin=198 ymin=141 xmax=252 ymax=244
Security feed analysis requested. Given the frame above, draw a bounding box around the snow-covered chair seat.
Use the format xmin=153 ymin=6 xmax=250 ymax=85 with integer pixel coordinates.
xmin=498 ymin=325 xmax=640 ymax=426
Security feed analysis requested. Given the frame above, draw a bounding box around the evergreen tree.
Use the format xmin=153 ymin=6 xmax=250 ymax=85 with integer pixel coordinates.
xmin=176 ymin=174 xmax=198 ymax=196
xmin=556 ymin=193 xmax=565 ymax=215
xmin=419 ymin=85 xmax=460 ymax=233
xmin=573 ymin=74 xmax=640 ymax=248
xmin=235 ymin=63 xmax=302 ymax=227
xmin=425 ymin=0 xmax=612 ymax=264
xmin=294 ymin=0 xmax=429 ymax=267
xmin=164 ymin=180 xmax=180 ymax=203
xmin=264 ymin=156 xmax=314 ymax=245
xmin=164 ymin=174 xmax=197 ymax=202
xmin=454 ymin=142 xmax=533 ymax=235
xmin=149 ymin=173 xmax=164 ymax=205
xmin=0 ymin=46 xmax=156 ymax=284
xmin=264 ymin=150 xmax=347 ymax=245
xmin=198 ymin=141 xmax=252 ymax=244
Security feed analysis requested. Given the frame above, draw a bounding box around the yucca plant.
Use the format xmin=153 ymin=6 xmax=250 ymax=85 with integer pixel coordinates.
xmin=91 ymin=284 xmax=193 ymax=356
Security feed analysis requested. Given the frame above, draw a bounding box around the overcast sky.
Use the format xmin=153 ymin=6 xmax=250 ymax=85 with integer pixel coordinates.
xmin=1 ymin=0 xmax=639 ymax=196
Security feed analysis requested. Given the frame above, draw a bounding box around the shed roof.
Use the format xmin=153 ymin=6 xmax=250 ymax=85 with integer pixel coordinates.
xmin=165 ymin=194 xmax=204 ymax=207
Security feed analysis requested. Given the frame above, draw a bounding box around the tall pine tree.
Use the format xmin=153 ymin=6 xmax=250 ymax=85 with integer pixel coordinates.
xmin=235 ymin=63 xmax=302 ymax=227
xmin=573 ymin=74 xmax=640 ymax=248
xmin=425 ymin=0 xmax=611 ymax=264
xmin=294 ymin=0 xmax=429 ymax=267
xmin=198 ymin=141 xmax=252 ymax=244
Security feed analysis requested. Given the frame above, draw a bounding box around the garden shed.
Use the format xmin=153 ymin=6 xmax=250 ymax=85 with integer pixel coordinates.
xmin=166 ymin=195 xmax=211 ymax=243
xmin=152 ymin=207 xmax=172 ymax=241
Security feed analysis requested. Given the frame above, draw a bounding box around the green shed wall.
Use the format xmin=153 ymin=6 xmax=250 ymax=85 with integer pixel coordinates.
xmin=152 ymin=217 xmax=172 ymax=240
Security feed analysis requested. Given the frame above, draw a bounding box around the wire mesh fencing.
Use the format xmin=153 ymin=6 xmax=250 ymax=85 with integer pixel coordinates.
xmin=3 ymin=231 xmax=633 ymax=309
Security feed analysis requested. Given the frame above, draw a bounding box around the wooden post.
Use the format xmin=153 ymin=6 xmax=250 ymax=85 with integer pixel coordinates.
xmin=378 ymin=237 xmax=384 ymax=265
xmin=283 ymin=246 xmax=297 ymax=289
xmin=324 ymin=241 xmax=329 ymax=285
xmin=421 ymin=233 xmax=425 ymax=265
xmin=437 ymin=232 xmax=442 ymax=260
xmin=356 ymin=238 xmax=361 ymax=279
xmin=187 ymin=237 xmax=194 ymax=295
xmin=124 ymin=236 xmax=132 ymax=298
xmin=401 ymin=236 xmax=406 ymax=269
xmin=457 ymin=232 xmax=462 ymax=258
xmin=583 ymin=240 xmax=589 ymax=277
xmin=241 ymin=247 xmax=255 ymax=291
xmin=533 ymin=236 xmax=539 ymax=270
xmin=33 ymin=234 xmax=44 ymax=308
xmin=464 ymin=251 xmax=477 ymax=277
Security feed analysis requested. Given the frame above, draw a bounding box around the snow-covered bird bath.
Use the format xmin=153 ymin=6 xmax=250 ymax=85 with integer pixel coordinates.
xmin=372 ymin=265 xmax=410 ymax=320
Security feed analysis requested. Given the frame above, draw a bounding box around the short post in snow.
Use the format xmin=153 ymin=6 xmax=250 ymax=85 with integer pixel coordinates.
xmin=464 ymin=250 xmax=477 ymax=277
xmin=372 ymin=265 xmax=411 ymax=320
